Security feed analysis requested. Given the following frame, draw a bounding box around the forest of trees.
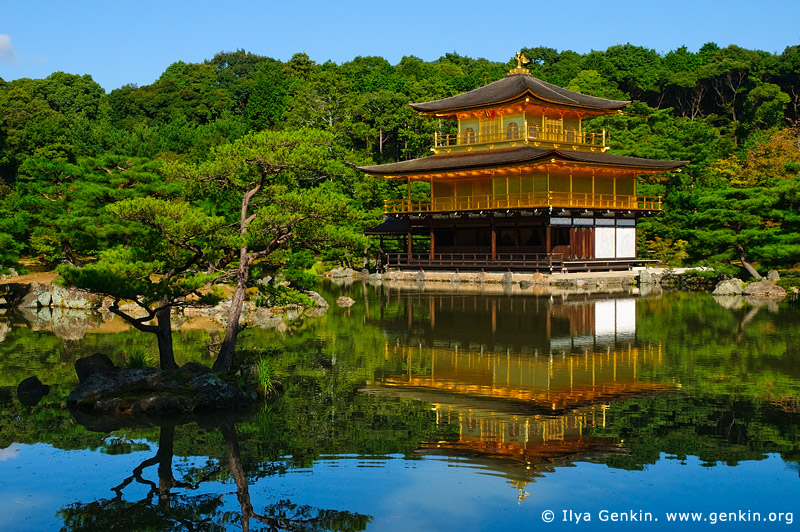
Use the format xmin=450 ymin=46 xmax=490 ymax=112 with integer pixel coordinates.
xmin=1 ymin=44 xmax=799 ymax=279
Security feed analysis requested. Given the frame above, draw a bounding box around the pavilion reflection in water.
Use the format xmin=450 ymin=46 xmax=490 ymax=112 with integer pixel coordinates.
xmin=365 ymin=291 xmax=670 ymax=497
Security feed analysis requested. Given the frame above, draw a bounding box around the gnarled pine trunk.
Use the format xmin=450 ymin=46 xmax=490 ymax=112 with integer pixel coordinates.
xmin=213 ymin=251 xmax=251 ymax=372
xmin=155 ymin=306 xmax=178 ymax=370
xmin=737 ymin=244 xmax=762 ymax=280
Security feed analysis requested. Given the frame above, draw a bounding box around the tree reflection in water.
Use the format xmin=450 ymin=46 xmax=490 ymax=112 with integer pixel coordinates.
xmin=59 ymin=419 xmax=371 ymax=532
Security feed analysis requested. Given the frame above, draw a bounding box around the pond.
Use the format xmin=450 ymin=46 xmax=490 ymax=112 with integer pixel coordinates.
xmin=1 ymin=281 xmax=799 ymax=531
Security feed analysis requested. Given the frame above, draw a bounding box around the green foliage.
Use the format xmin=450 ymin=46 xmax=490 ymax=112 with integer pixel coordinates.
xmin=565 ymin=69 xmax=627 ymax=100
xmin=256 ymin=356 xmax=277 ymax=395
xmin=56 ymin=197 xmax=228 ymax=368
xmin=587 ymin=395 xmax=800 ymax=470
xmin=255 ymin=282 xmax=314 ymax=308
xmin=587 ymin=43 xmax=663 ymax=98
xmin=745 ymin=82 xmax=791 ymax=130
xmin=233 ymin=345 xmax=284 ymax=367
xmin=2 ymin=44 xmax=800 ymax=276
xmin=57 ymin=197 xmax=227 ymax=306
xmin=683 ymin=267 xmax=721 ymax=280
xmin=246 ymin=59 xmax=290 ymax=130
xmin=776 ymin=270 xmax=800 ymax=291
xmin=122 ymin=346 xmax=154 ymax=369
xmin=8 ymin=155 xmax=177 ymax=265
xmin=0 ymin=231 xmax=21 ymax=271
xmin=678 ymin=126 xmax=800 ymax=271
xmin=280 ymin=250 xmax=321 ymax=289
xmin=173 ymin=128 xmax=373 ymax=274
xmin=645 ymin=236 xmax=689 ymax=266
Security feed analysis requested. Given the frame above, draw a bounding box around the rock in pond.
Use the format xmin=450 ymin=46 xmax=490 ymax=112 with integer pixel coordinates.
xmin=336 ymin=296 xmax=356 ymax=308
xmin=304 ymin=290 xmax=329 ymax=308
xmin=712 ymin=278 xmax=745 ymax=296
xmin=17 ymin=376 xmax=50 ymax=406
xmin=67 ymin=362 xmax=258 ymax=415
xmin=743 ymin=281 xmax=786 ymax=299
xmin=75 ymin=353 xmax=117 ymax=384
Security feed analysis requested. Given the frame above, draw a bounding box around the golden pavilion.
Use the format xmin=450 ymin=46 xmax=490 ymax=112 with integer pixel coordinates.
xmin=360 ymin=53 xmax=688 ymax=272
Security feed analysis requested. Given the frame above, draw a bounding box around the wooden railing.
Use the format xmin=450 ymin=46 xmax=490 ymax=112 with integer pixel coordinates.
xmin=384 ymin=192 xmax=662 ymax=214
xmin=384 ymin=253 xmax=657 ymax=272
xmin=385 ymin=252 xmax=564 ymax=270
xmin=435 ymin=123 xmax=605 ymax=148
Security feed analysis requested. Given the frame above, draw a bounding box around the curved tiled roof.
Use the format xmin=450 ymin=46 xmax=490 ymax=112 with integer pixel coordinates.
xmin=410 ymin=73 xmax=630 ymax=115
xmin=359 ymin=147 xmax=688 ymax=176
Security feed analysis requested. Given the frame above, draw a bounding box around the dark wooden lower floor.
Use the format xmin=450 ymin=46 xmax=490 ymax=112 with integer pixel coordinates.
xmin=369 ymin=210 xmax=651 ymax=272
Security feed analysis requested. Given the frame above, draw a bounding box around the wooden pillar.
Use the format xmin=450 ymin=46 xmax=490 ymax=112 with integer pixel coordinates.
xmin=570 ymin=227 xmax=576 ymax=259
xmin=430 ymin=229 xmax=435 ymax=261
xmin=573 ymin=228 xmax=579 ymax=259
xmin=613 ymin=176 xmax=617 ymax=208
xmin=407 ymin=232 xmax=412 ymax=258
xmin=546 ymin=225 xmax=552 ymax=253
xmin=582 ymin=228 xmax=589 ymax=259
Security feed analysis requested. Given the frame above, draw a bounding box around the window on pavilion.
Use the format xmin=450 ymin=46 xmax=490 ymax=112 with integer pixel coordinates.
xmin=463 ymin=127 xmax=476 ymax=144
xmin=506 ymin=122 xmax=520 ymax=140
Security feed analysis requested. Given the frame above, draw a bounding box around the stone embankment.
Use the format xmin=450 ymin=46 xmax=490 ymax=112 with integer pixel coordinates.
xmin=324 ymin=266 xmax=734 ymax=292
xmin=325 ymin=266 xmax=792 ymax=304
xmin=326 ymin=266 xmax=642 ymax=291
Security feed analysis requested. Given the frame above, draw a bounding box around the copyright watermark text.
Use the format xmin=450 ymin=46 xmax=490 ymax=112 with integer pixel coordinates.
xmin=539 ymin=509 xmax=794 ymax=525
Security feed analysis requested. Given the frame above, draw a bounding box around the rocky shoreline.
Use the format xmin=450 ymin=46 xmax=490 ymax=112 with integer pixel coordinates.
xmin=0 ymin=273 xmax=330 ymax=341
xmin=326 ymin=265 xmax=788 ymax=291
xmin=0 ymin=274 xmax=329 ymax=318
xmin=325 ymin=265 xmax=790 ymax=303
xmin=3 ymin=267 xmax=790 ymax=310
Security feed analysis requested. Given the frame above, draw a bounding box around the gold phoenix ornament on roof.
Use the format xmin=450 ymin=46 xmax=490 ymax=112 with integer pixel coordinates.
xmin=510 ymin=51 xmax=531 ymax=75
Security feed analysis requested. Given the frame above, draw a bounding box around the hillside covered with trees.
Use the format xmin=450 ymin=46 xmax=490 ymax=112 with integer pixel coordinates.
xmin=1 ymin=44 xmax=799 ymax=277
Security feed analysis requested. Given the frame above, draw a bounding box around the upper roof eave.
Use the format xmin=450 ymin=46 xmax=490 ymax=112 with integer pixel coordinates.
xmin=358 ymin=147 xmax=689 ymax=177
xmin=410 ymin=73 xmax=631 ymax=115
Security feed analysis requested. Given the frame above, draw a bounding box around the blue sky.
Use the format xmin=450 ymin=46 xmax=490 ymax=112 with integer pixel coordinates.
xmin=2 ymin=0 xmax=798 ymax=92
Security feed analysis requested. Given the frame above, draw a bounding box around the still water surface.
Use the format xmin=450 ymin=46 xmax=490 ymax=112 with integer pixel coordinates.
xmin=1 ymin=282 xmax=799 ymax=531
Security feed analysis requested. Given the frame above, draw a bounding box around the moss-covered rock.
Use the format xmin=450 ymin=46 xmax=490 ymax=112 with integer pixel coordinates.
xmin=66 ymin=361 xmax=260 ymax=415
xmin=742 ymin=281 xmax=787 ymax=299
